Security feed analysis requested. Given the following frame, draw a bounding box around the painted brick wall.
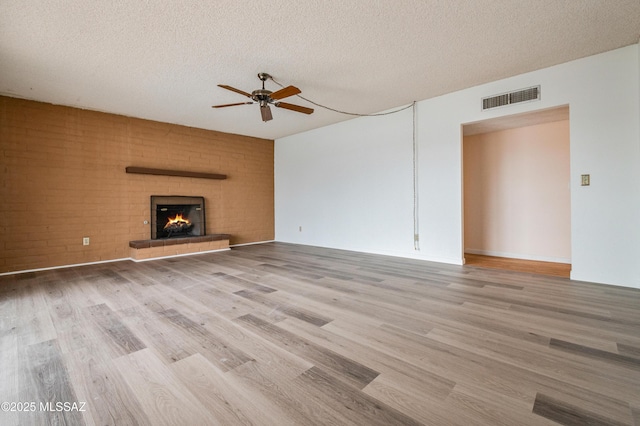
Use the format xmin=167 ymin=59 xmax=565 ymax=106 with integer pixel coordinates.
xmin=0 ymin=96 xmax=274 ymax=273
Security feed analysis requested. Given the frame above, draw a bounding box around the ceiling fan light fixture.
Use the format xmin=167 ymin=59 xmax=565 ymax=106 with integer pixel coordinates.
xmin=260 ymin=105 xmax=273 ymax=122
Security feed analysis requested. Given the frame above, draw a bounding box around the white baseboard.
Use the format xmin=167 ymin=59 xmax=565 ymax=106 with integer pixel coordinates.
xmin=464 ymin=248 xmax=571 ymax=264
xmin=0 ymin=258 xmax=131 ymax=277
xmin=5 ymin=243 xmax=569 ymax=276
xmin=130 ymin=248 xmax=230 ymax=262
xmin=0 ymin=241 xmax=276 ymax=276
xmin=274 ymin=240 xmax=464 ymax=266
xmin=1 ymin=248 xmax=232 ymax=275
xmin=230 ymin=240 xmax=275 ymax=247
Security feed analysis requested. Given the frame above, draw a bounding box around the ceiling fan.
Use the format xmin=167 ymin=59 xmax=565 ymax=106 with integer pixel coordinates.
xmin=212 ymin=73 xmax=314 ymax=122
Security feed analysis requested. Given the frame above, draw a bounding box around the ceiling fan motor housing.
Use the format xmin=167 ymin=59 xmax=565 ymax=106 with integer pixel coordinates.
xmin=252 ymin=89 xmax=273 ymax=103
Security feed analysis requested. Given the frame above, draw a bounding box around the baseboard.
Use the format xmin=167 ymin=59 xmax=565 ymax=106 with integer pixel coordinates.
xmin=230 ymin=240 xmax=275 ymax=247
xmin=129 ymin=247 xmax=230 ymax=262
xmin=274 ymin=240 xmax=464 ymax=266
xmin=464 ymin=248 xmax=571 ymax=264
xmin=0 ymin=247 xmax=235 ymax=276
xmin=0 ymin=258 xmax=131 ymax=277
xmin=369 ymin=248 xmax=464 ymax=265
xmin=0 ymin=240 xmax=277 ymax=276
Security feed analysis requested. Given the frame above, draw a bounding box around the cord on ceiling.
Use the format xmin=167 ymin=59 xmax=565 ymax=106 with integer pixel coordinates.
xmin=270 ymin=76 xmax=414 ymax=117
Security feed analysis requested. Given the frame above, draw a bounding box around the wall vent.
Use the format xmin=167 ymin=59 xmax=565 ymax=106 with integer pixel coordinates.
xmin=482 ymin=86 xmax=540 ymax=110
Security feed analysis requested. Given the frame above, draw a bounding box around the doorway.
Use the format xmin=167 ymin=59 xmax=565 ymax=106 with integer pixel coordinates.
xmin=462 ymin=106 xmax=571 ymax=277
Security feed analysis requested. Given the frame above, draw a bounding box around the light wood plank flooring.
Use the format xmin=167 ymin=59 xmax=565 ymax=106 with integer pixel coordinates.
xmin=1 ymin=242 xmax=639 ymax=425
xmin=464 ymin=253 xmax=572 ymax=278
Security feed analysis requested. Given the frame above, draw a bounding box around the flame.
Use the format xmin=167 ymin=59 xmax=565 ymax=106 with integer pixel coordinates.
xmin=164 ymin=213 xmax=190 ymax=229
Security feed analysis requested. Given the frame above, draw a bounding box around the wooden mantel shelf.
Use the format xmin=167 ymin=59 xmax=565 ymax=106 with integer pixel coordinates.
xmin=126 ymin=166 xmax=227 ymax=180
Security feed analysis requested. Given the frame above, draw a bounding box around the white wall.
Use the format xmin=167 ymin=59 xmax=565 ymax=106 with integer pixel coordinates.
xmin=276 ymin=44 xmax=640 ymax=288
xmin=275 ymin=108 xmax=418 ymax=259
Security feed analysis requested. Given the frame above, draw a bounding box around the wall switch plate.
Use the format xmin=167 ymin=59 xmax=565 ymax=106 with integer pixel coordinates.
xmin=83 ymin=237 xmax=90 ymax=246
xmin=581 ymin=174 xmax=590 ymax=186
xmin=299 ymin=226 xmax=302 ymax=232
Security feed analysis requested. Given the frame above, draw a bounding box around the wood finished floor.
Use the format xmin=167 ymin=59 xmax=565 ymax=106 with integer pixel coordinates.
xmin=1 ymin=242 xmax=639 ymax=425
xmin=464 ymin=253 xmax=572 ymax=278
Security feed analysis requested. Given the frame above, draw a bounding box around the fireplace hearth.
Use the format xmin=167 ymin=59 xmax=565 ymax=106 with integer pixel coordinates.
xmin=151 ymin=196 xmax=205 ymax=239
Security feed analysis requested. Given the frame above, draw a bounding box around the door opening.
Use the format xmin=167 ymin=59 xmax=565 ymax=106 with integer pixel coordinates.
xmin=461 ymin=106 xmax=571 ymax=277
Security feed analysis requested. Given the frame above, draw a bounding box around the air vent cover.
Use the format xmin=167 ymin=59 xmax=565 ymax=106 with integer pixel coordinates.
xmin=482 ymin=86 xmax=540 ymax=110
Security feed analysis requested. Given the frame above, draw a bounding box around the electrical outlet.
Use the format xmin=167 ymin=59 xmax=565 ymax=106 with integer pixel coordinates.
xmin=581 ymin=174 xmax=590 ymax=186
xmin=83 ymin=237 xmax=90 ymax=246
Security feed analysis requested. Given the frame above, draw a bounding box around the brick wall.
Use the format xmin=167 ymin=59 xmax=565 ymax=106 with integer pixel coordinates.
xmin=0 ymin=96 xmax=274 ymax=273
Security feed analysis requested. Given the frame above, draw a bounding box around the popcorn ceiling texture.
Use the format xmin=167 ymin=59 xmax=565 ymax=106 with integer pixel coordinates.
xmin=0 ymin=1 xmax=638 ymax=140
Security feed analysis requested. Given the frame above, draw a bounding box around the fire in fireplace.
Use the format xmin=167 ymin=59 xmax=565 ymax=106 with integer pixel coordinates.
xmin=150 ymin=196 xmax=205 ymax=239
xmin=164 ymin=213 xmax=193 ymax=235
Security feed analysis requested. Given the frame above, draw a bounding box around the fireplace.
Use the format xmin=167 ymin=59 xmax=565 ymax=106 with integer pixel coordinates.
xmin=151 ymin=196 xmax=205 ymax=239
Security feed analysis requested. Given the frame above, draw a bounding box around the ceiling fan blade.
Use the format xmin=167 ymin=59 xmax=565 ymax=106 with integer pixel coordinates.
xmin=260 ymin=105 xmax=273 ymax=122
xmin=269 ymin=85 xmax=301 ymax=100
xmin=218 ymin=84 xmax=252 ymax=98
xmin=211 ymin=102 xmax=254 ymax=108
xmin=275 ymin=102 xmax=314 ymax=115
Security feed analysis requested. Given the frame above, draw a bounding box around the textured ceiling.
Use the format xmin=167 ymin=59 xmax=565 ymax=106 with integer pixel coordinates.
xmin=1 ymin=1 xmax=638 ymax=140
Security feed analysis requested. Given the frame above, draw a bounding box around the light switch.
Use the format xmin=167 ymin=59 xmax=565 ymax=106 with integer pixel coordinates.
xmin=581 ymin=174 xmax=590 ymax=186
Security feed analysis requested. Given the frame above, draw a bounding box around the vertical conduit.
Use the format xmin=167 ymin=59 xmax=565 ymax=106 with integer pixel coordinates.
xmin=412 ymin=101 xmax=420 ymax=250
